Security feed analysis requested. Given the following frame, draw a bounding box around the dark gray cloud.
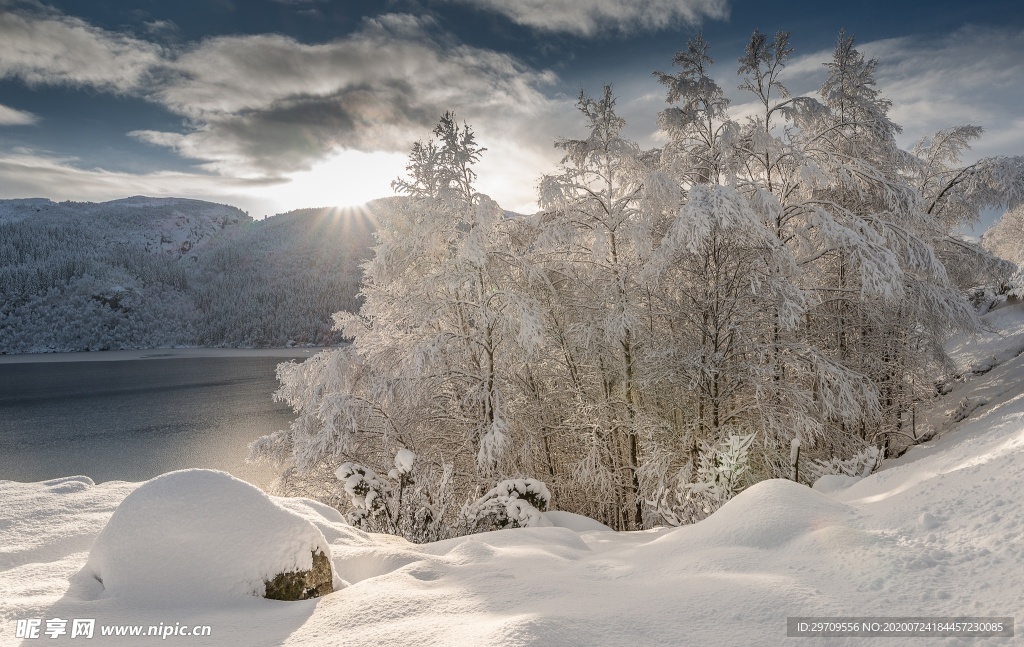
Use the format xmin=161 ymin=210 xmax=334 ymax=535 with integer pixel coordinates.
xmin=134 ymin=14 xmax=569 ymax=186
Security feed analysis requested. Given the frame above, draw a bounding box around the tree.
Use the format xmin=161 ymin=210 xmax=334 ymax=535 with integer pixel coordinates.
xmin=535 ymin=86 xmax=658 ymax=529
xmin=983 ymin=204 xmax=1024 ymax=265
xmin=254 ymin=113 xmax=548 ymax=530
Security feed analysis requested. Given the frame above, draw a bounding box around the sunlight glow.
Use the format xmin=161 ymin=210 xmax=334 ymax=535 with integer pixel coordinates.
xmin=254 ymin=149 xmax=408 ymax=213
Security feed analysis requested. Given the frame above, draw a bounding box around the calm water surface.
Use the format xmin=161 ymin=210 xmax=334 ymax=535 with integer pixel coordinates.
xmin=0 ymin=351 xmax=317 ymax=489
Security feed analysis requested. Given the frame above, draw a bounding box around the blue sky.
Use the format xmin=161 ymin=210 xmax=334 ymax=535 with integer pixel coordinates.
xmin=0 ymin=0 xmax=1022 ymax=229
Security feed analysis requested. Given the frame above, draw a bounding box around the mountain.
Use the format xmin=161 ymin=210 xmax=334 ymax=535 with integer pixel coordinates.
xmin=0 ymin=197 xmax=376 ymax=353
xmin=0 ymin=196 xmax=251 ymax=257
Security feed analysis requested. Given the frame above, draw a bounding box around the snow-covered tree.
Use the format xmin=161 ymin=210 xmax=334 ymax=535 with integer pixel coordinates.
xmin=260 ymin=29 xmax=1023 ymax=532
xmin=255 ymin=114 xmax=552 ymax=532
xmin=983 ymin=205 xmax=1024 ymax=265
xmin=534 ymin=86 xmax=665 ymax=529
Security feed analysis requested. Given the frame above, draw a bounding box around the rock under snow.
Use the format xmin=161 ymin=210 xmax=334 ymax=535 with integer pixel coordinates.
xmin=83 ymin=469 xmax=333 ymax=602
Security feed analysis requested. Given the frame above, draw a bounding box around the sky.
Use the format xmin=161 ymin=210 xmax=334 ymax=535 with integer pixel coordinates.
xmin=0 ymin=0 xmax=1022 ymax=228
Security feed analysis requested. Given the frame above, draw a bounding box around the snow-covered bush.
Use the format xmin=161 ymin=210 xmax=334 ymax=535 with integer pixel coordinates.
xmin=650 ymin=433 xmax=754 ymax=526
xmin=335 ymin=462 xmax=392 ymax=526
xmin=809 ymin=445 xmax=880 ymax=481
xmin=459 ymin=478 xmax=552 ymax=532
xmin=967 ymin=285 xmax=1003 ymax=315
xmin=333 ymin=450 xmax=552 ymax=539
xmin=334 ymin=450 xmax=453 ymax=543
xmin=1009 ymin=266 xmax=1024 ymax=299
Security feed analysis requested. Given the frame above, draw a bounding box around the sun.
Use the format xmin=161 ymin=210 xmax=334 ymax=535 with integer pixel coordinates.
xmin=255 ymin=149 xmax=407 ymax=213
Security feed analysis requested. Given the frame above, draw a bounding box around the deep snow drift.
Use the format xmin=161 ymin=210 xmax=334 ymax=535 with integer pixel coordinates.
xmin=2 ymin=302 xmax=1023 ymax=645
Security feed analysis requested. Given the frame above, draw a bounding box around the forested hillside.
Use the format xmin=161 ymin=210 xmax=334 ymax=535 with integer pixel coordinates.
xmin=0 ymin=197 xmax=375 ymax=352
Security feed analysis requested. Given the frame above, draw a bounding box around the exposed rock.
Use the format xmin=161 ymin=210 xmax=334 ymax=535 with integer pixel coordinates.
xmin=264 ymin=550 xmax=334 ymax=601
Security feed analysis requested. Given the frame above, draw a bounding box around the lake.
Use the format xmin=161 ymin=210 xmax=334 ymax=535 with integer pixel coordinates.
xmin=0 ymin=349 xmax=324 ymax=489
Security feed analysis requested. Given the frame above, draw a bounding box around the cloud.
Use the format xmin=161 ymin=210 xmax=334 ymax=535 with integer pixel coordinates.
xmin=439 ymin=0 xmax=728 ymax=36
xmin=143 ymin=19 xmax=178 ymax=35
xmin=0 ymin=104 xmax=39 ymax=126
xmin=0 ymin=8 xmax=578 ymax=213
xmin=131 ymin=14 xmax=572 ymax=210
xmin=861 ymin=27 xmax=1024 ymax=160
xmin=0 ymin=3 xmax=162 ymax=92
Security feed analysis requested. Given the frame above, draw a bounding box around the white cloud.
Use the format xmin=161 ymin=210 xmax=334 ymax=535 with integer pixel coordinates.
xmin=0 ymin=103 xmax=39 ymax=126
xmin=143 ymin=19 xmax=178 ymax=35
xmin=440 ymin=0 xmax=728 ymax=36
xmin=861 ymin=27 xmax=1024 ymax=160
xmin=0 ymin=6 xmax=162 ymax=92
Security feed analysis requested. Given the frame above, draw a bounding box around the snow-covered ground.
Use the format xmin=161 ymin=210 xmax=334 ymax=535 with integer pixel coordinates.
xmin=3 ymin=302 xmax=1023 ymax=646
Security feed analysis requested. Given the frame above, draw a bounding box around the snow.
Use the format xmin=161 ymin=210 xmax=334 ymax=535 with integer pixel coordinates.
xmin=3 ymin=304 xmax=1024 ymax=645
xmin=542 ymin=511 xmax=613 ymax=532
xmin=81 ymin=470 xmax=333 ymax=602
xmin=812 ymin=474 xmax=863 ymax=493
xmin=393 ymin=449 xmax=417 ymax=474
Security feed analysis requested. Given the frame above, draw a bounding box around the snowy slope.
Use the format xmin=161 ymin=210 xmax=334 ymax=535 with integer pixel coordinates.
xmin=2 ymin=303 xmax=1023 ymax=646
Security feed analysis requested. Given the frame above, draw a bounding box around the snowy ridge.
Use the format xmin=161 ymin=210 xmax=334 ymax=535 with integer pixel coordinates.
xmin=0 ymin=196 xmax=250 ymax=258
xmin=2 ymin=304 xmax=1023 ymax=645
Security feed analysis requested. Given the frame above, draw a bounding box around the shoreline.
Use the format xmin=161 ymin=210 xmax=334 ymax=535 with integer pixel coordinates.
xmin=0 ymin=346 xmax=336 ymax=364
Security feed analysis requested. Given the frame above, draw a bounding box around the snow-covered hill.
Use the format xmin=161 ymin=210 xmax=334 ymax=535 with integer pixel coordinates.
xmin=1 ymin=301 xmax=1022 ymax=645
xmin=0 ymin=196 xmax=250 ymax=258
xmin=0 ymin=197 xmax=375 ymax=352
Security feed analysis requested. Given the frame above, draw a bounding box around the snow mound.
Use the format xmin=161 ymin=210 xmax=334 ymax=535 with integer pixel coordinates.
xmin=40 ymin=475 xmax=96 ymax=493
xmin=662 ymin=478 xmax=855 ymax=550
xmin=811 ymin=474 xmax=862 ymax=493
xmin=82 ymin=469 xmax=332 ymax=602
xmin=543 ymin=510 xmax=614 ymax=532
